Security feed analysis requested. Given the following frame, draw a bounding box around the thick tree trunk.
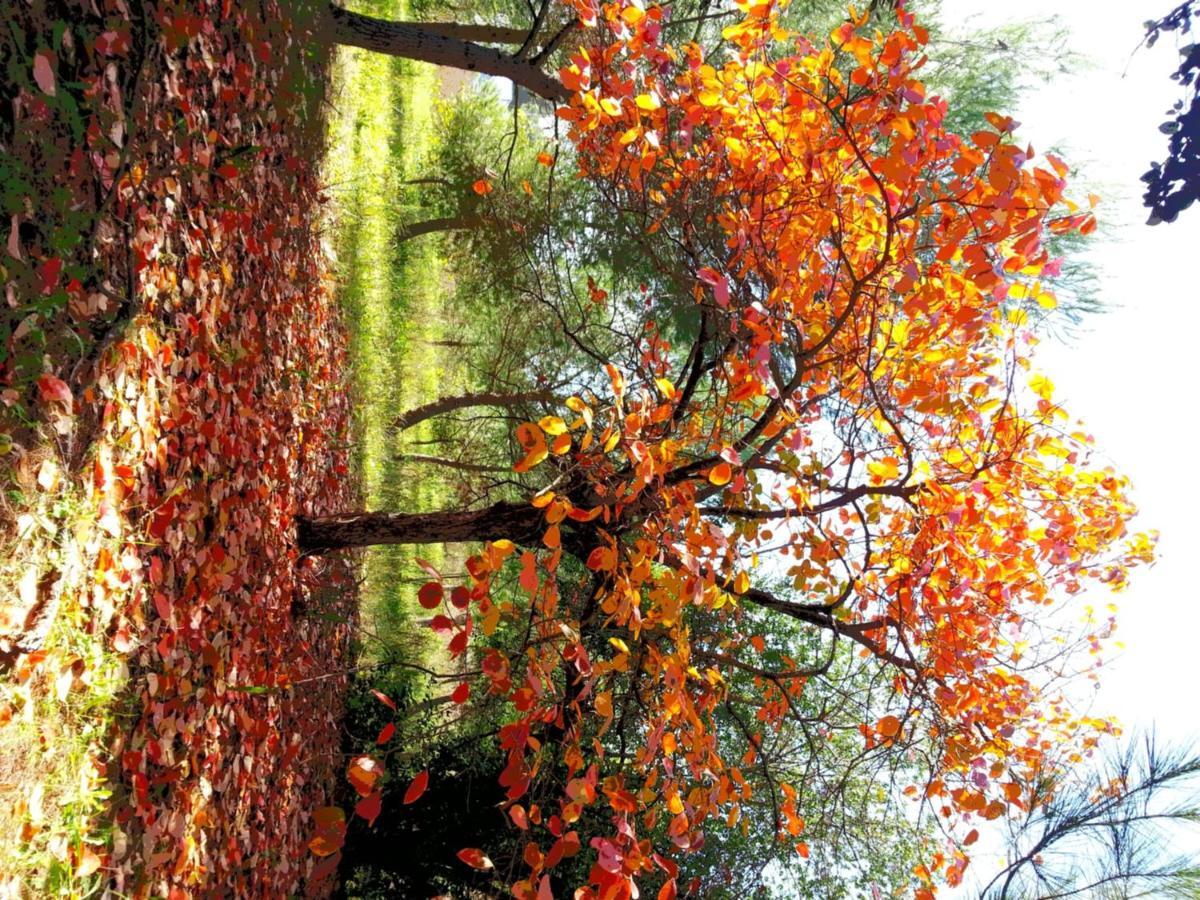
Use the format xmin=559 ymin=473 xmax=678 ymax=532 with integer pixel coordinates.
xmin=297 ymin=501 xmax=541 ymax=552
xmin=410 ymin=22 xmax=529 ymax=44
xmin=323 ymin=5 xmax=569 ymax=103
xmin=396 ymin=213 xmax=483 ymax=243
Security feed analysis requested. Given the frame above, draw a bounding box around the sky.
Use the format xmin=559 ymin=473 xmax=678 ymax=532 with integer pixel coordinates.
xmin=943 ymin=0 xmax=1199 ymax=752
xmin=939 ymin=0 xmax=1200 ymax=892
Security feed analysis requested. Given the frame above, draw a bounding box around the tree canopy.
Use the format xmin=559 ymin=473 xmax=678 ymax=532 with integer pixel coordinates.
xmin=302 ymin=1 xmax=1157 ymax=896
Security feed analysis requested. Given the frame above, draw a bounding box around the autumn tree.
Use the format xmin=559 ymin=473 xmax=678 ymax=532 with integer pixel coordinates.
xmin=302 ymin=2 xmax=1153 ymax=897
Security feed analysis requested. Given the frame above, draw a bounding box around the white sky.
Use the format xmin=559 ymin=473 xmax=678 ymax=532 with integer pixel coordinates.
xmin=944 ymin=0 xmax=1200 ymax=754
xmin=940 ymin=0 xmax=1200 ymax=893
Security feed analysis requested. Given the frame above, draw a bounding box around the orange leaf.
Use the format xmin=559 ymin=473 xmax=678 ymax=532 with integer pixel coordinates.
xmin=472 ymin=179 xmax=494 ymax=195
xmin=877 ymin=715 xmax=901 ymax=737
xmin=708 ymin=462 xmax=733 ymax=486
xmin=347 ymin=755 xmax=382 ymax=797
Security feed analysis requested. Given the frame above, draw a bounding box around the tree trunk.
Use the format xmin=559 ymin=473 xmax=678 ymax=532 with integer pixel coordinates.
xmin=396 ymin=214 xmax=483 ymax=243
xmin=391 ymin=388 xmax=558 ymax=430
xmin=297 ymin=501 xmax=541 ymax=552
xmin=323 ymin=4 xmax=569 ymax=103
xmin=410 ymin=22 xmax=530 ymax=44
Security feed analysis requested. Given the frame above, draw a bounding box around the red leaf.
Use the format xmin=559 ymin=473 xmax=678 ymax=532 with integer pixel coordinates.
xmin=448 ymin=630 xmax=469 ymax=656
xmin=418 ymin=581 xmax=443 ymax=609
xmin=149 ymin=499 xmax=175 ymax=540
xmin=37 ymin=374 xmax=72 ymax=406
xmin=457 ymin=847 xmax=494 ymax=870
xmin=658 ymin=879 xmax=677 ymax=900
xmin=371 ymin=689 xmax=396 ymax=711
xmin=430 ymin=614 xmax=455 ymax=633
xmin=152 ymin=591 xmax=171 ymax=621
xmin=451 ymin=682 xmax=470 ymax=704
xmin=355 ymin=791 xmax=382 ymax=826
xmin=216 ymin=163 xmax=239 ymax=179
xmin=376 ymin=722 xmax=395 ymax=745
xmin=33 ymin=50 xmax=56 ymax=96
xmin=38 ymin=257 xmax=62 ymax=293
xmin=403 ymin=770 xmax=429 ymax=804
xmin=450 ymin=585 xmax=471 ymax=609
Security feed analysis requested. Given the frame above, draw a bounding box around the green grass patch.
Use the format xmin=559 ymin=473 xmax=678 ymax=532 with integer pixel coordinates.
xmin=324 ymin=1 xmax=470 ymax=674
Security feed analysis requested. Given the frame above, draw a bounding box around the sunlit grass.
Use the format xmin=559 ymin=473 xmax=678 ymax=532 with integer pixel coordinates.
xmin=324 ymin=1 xmax=469 ymax=675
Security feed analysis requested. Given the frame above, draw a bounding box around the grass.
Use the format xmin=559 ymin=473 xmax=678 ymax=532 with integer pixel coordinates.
xmin=0 ymin=456 xmax=128 ymax=897
xmin=323 ymin=0 xmax=471 ymax=676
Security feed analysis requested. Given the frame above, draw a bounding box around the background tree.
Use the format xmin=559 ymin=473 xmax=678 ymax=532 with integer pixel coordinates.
xmin=980 ymin=733 xmax=1200 ymax=899
xmin=1141 ymin=1 xmax=1199 ymax=224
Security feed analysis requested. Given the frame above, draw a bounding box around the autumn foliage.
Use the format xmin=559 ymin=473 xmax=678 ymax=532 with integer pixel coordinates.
xmin=2 ymin=0 xmax=356 ymax=893
xmin=341 ymin=1 xmax=1155 ymax=897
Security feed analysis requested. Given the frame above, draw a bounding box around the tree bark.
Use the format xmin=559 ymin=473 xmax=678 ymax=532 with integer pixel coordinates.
xmin=297 ymin=501 xmax=541 ymax=552
xmin=323 ymin=4 xmax=569 ymax=103
xmin=391 ymin=388 xmax=558 ymax=430
xmin=409 ymin=22 xmax=530 ymax=44
xmin=396 ymin=213 xmax=483 ymax=243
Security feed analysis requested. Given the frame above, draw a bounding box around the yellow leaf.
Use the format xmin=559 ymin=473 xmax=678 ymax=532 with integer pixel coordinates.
xmin=599 ymin=97 xmax=622 ymax=116
xmin=635 ymin=93 xmax=661 ymax=111
xmin=866 ymin=457 xmax=900 ymax=480
xmin=1029 ymin=373 xmax=1054 ymax=400
xmin=539 ymin=415 xmax=568 ymax=436
xmin=609 ymin=637 xmax=630 ymax=654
